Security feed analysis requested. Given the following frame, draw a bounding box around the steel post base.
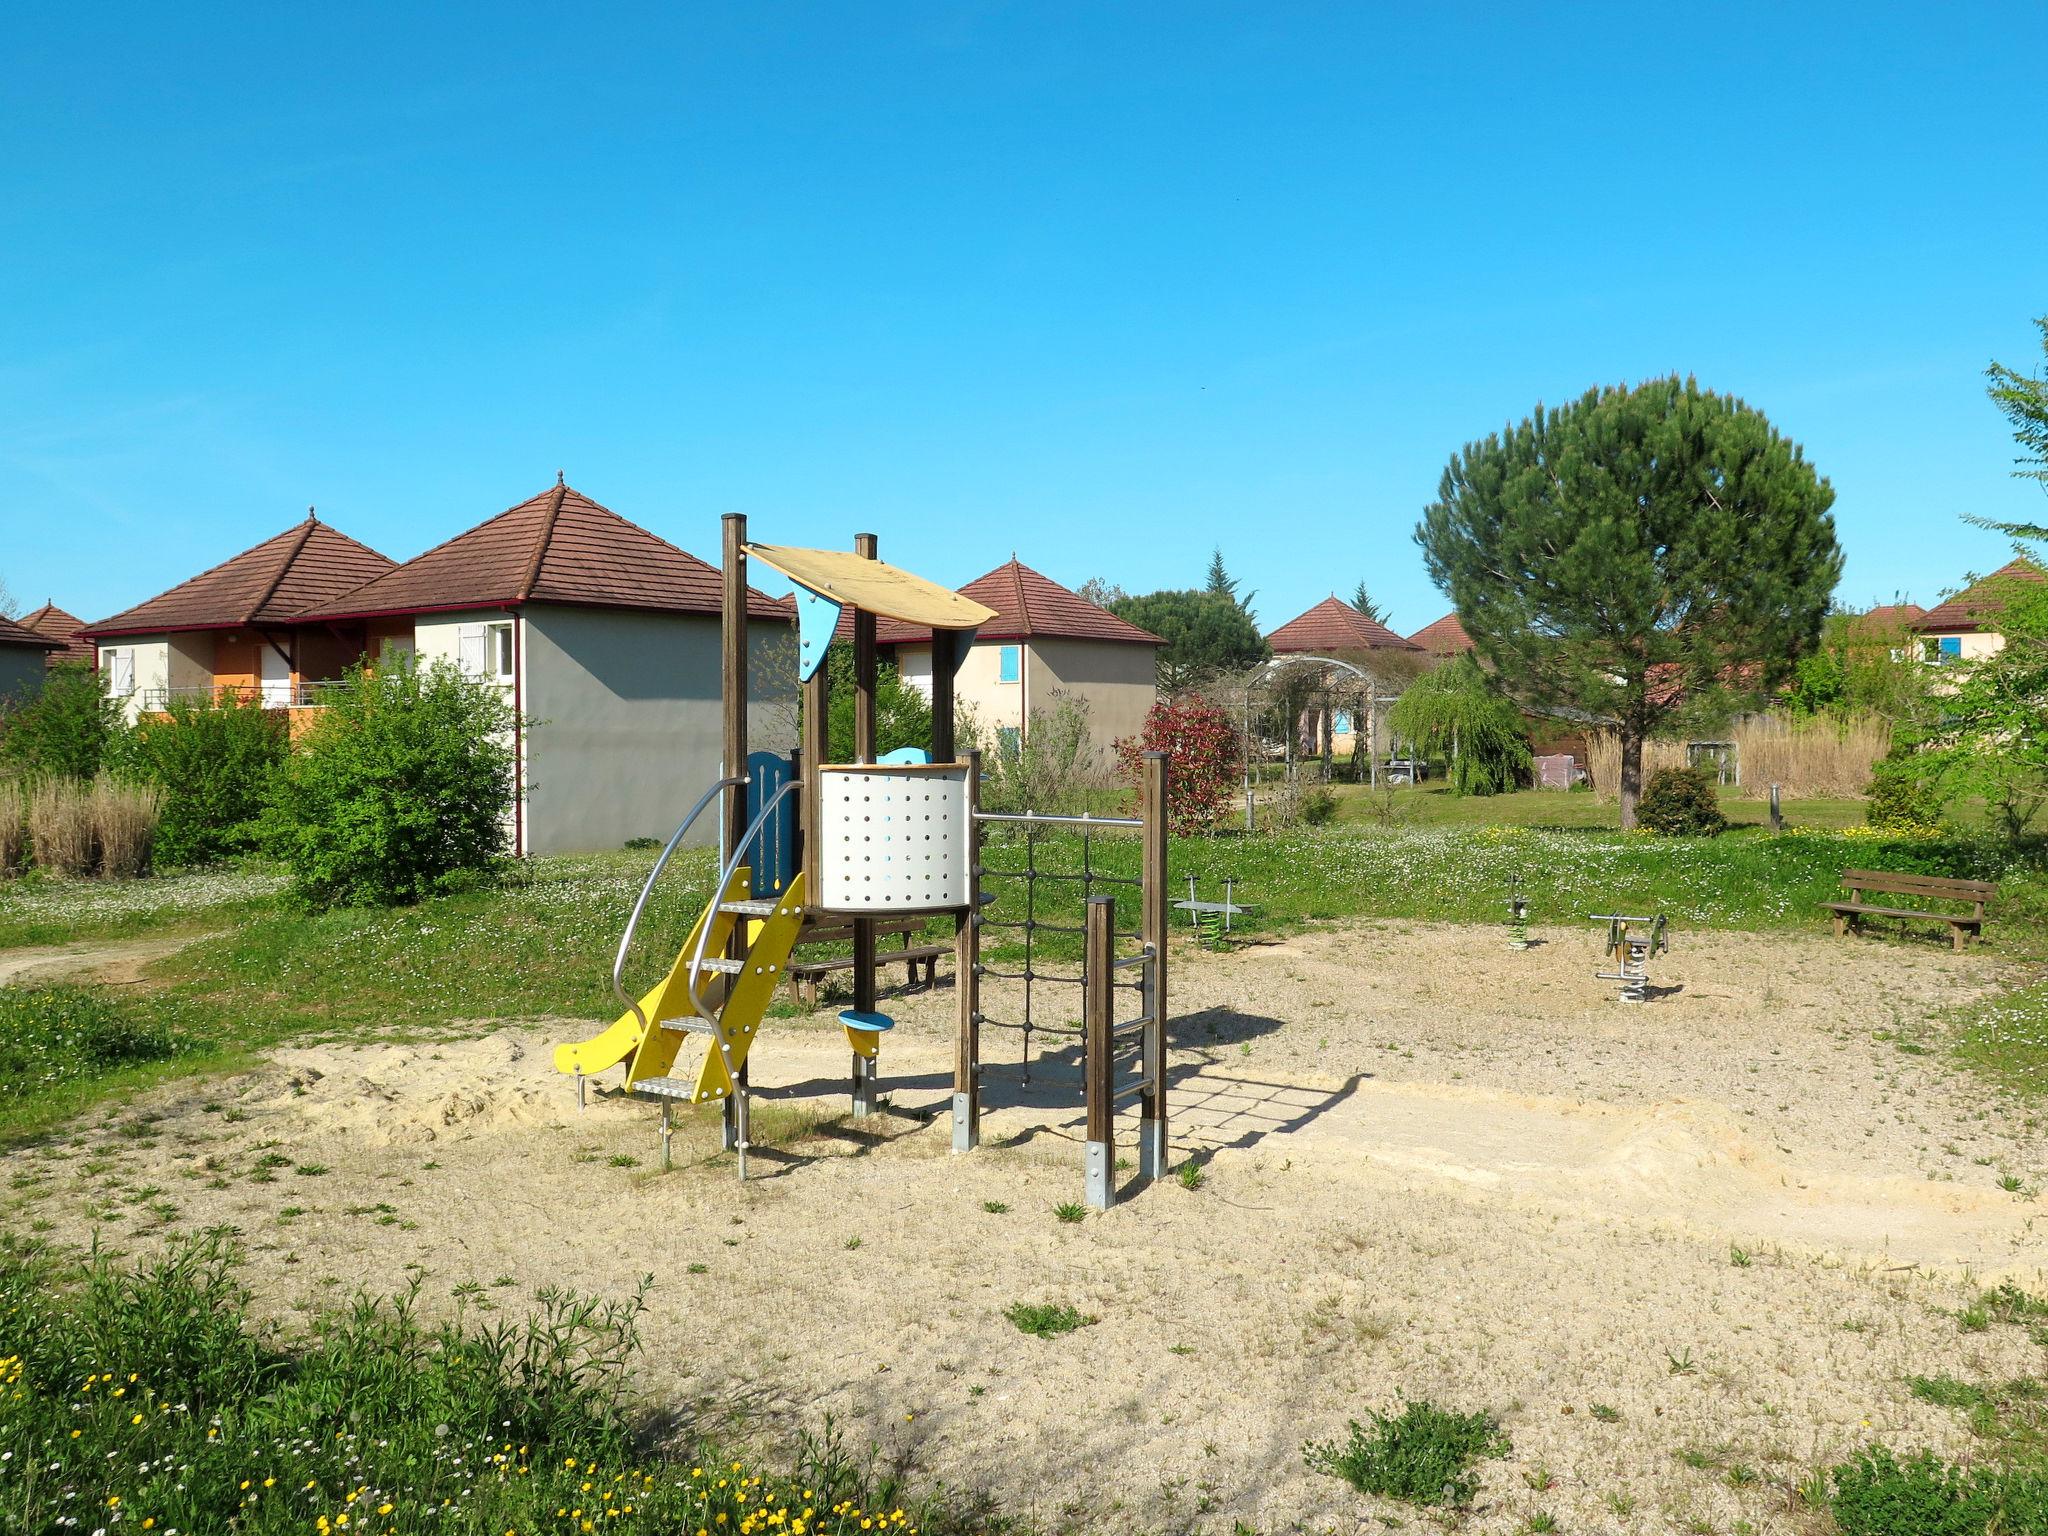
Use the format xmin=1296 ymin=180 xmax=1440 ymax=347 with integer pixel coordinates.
xmin=952 ymin=1091 xmax=978 ymax=1152
xmin=1137 ymin=1115 xmax=1166 ymax=1183
xmin=1085 ymin=1139 xmax=1114 ymax=1211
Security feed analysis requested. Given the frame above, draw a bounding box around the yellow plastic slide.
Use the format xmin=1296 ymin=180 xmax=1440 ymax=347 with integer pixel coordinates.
xmin=551 ymin=868 xmax=749 ymax=1079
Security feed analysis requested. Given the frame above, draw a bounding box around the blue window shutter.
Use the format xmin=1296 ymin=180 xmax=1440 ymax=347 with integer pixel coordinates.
xmin=999 ymin=645 xmax=1020 ymax=683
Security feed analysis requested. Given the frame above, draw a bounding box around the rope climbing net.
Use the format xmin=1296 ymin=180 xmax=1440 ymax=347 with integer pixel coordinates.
xmin=972 ymin=813 xmax=1152 ymax=1085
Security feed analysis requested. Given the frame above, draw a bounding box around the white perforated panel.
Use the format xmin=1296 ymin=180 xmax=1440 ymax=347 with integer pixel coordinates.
xmin=817 ymin=765 xmax=970 ymax=913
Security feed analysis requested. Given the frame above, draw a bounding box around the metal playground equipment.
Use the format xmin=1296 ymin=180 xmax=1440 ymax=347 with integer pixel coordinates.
xmin=549 ymin=515 xmax=1173 ymax=1207
xmin=1505 ymin=875 xmax=1531 ymax=950
xmin=1174 ymin=875 xmax=1253 ymax=948
xmin=1592 ymin=912 xmax=1669 ymax=1003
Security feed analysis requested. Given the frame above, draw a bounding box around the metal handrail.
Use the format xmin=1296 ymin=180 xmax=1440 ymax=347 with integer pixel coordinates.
xmin=611 ymin=775 xmax=746 ymax=1038
xmin=683 ymin=776 xmax=806 ymax=1026
xmin=974 ymin=809 xmax=1143 ymax=830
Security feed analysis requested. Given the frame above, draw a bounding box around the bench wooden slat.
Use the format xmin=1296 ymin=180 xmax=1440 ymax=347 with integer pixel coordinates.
xmin=1824 ymin=900 xmax=1982 ymax=925
xmin=1840 ymin=870 xmax=1998 ymax=902
xmin=787 ymin=943 xmax=952 ymax=976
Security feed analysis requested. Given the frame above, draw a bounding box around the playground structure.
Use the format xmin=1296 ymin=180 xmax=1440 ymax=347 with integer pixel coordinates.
xmin=1593 ymin=912 xmax=1669 ymax=1003
xmin=551 ymin=515 xmax=1172 ymax=1206
xmin=1174 ymin=875 xmax=1253 ymax=949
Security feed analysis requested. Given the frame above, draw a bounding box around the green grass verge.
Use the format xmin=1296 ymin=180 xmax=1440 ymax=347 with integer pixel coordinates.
xmin=0 ymin=1233 xmax=1008 ymax=1536
xmin=0 ymin=865 xmax=286 ymax=949
xmin=1324 ymin=782 xmax=1869 ymax=831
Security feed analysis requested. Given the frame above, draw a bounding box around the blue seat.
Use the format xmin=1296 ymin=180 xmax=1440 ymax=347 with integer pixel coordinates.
xmin=838 ymin=1009 xmax=896 ymax=1033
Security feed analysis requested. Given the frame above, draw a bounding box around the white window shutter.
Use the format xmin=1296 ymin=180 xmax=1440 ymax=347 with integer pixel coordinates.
xmin=457 ymin=625 xmax=487 ymax=675
xmin=107 ymin=650 xmax=134 ymax=695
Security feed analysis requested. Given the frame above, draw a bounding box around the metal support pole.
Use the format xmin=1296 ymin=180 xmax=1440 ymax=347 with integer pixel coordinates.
xmin=1139 ymin=750 xmax=1169 ymax=1183
xmin=1769 ymin=781 xmax=1783 ymax=834
xmin=851 ymin=1049 xmax=874 ymax=1119
xmin=1083 ymin=894 xmax=1115 ymax=1211
xmin=954 ymin=750 xmax=983 ymax=1152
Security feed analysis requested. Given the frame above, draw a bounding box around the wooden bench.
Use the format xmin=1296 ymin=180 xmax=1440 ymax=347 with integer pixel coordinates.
xmin=1823 ymin=869 xmax=1997 ymax=951
xmin=786 ymin=917 xmax=951 ymax=1007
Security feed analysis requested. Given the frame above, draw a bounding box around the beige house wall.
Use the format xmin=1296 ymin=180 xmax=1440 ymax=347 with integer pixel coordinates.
xmin=97 ymin=634 xmax=209 ymax=722
xmin=894 ymin=637 xmax=1155 ymax=759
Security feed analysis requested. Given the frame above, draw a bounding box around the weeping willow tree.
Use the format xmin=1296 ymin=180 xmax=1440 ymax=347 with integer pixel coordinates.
xmin=1387 ymin=654 xmax=1532 ymax=795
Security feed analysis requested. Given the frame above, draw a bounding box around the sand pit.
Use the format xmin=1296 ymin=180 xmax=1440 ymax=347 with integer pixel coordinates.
xmin=9 ymin=920 xmax=2046 ymax=1532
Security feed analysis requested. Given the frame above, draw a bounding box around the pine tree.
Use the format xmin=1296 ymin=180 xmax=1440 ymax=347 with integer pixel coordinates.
xmin=1987 ymin=315 xmax=2048 ymax=487
xmin=1203 ymin=548 xmax=1256 ymax=616
xmin=1416 ymin=377 xmax=1840 ymax=828
xmin=1350 ymin=583 xmax=1385 ymax=623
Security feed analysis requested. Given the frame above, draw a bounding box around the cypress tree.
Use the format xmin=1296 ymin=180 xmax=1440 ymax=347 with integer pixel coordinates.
xmin=1416 ymin=377 xmax=1840 ymax=828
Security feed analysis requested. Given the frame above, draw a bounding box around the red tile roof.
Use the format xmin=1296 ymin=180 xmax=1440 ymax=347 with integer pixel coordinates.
xmin=86 ymin=517 xmax=397 ymax=638
xmin=1859 ymin=602 xmax=1925 ymax=629
xmin=865 ymin=558 xmax=1164 ymax=647
xmin=1915 ymin=561 xmax=2044 ymax=634
xmin=18 ymin=603 xmax=95 ymax=665
xmin=300 ymin=483 xmax=787 ymax=622
xmin=1267 ymin=596 xmax=1421 ymax=654
xmin=0 ymin=612 xmax=62 ymax=651
xmin=1408 ymin=612 xmax=1474 ymax=657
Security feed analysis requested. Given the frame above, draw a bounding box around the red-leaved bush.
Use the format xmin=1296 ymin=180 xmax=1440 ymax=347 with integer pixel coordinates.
xmin=1114 ymin=695 xmax=1240 ymax=836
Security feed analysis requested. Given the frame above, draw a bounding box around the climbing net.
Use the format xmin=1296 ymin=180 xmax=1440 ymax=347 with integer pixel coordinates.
xmin=973 ymin=816 xmax=1150 ymax=1084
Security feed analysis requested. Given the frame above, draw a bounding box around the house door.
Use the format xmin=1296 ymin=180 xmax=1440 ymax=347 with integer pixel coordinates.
xmin=260 ymin=643 xmax=292 ymax=707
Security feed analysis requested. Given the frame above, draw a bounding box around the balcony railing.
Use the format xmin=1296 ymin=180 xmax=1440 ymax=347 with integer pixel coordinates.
xmin=134 ymin=681 xmax=358 ymax=711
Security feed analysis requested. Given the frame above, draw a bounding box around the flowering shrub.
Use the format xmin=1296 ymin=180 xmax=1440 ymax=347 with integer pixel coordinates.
xmin=1114 ymin=696 xmax=1240 ymax=835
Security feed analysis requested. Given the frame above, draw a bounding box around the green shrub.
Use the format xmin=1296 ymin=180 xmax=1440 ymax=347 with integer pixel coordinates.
xmin=1867 ymin=755 xmax=1949 ymax=832
xmin=1826 ymin=1445 xmax=2048 ymax=1536
xmin=1636 ymin=766 xmax=1727 ymax=837
xmin=822 ymin=642 xmax=933 ymax=762
xmin=258 ymin=658 xmax=516 ymax=907
xmin=0 ymin=660 xmax=124 ymax=781
xmin=123 ymin=692 xmax=288 ymax=865
xmin=1303 ymin=1399 xmax=1510 ymax=1507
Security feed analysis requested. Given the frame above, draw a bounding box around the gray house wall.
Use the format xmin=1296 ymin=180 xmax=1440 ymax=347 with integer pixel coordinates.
xmin=0 ymin=646 xmax=47 ymax=702
xmin=519 ymin=603 xmax=795 ymax=855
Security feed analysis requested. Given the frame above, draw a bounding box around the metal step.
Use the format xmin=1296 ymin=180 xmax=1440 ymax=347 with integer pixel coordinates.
xmin=693 ymin=956 xmax=745 ymax=975
xmin=658 ymin=1017 xmax=719 ymax=1037
xmin=718 ymin=899 xmax=781 ymax=917
xmin=631 ymin=1076 xmax=700 ymax=1100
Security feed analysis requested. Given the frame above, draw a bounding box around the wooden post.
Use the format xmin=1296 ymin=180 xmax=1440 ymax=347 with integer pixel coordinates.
xmin=851 ymin=534 xmax=879 ymax=1100
xmin=800 ymin=652 xmax=827 ymax=912
xmin=1140 ymin=749 xmax=1169 ymax=1183
xmin=931 ymin=628 xmax=957 ymax=762
xmin=1083 ymin=893 xmax=1115 ymax=1211
xmin=953 ymin=749 xmax=982 ymax=1152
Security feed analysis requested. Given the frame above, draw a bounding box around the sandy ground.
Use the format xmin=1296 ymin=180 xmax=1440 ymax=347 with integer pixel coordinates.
xmin=7 ymin=920 xmax=2047 ymax=1534
xmin=0 ymin=933 xmax=199 ymax=988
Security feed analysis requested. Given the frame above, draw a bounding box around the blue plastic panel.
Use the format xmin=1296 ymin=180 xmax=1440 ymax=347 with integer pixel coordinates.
xmin=746 ymin=751 xmax=798 ymax=898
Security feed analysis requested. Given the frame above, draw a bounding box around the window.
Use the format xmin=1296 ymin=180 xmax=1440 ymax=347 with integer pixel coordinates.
xmin=997 ymin=726 xmax=1021 ymax=754
xmin=997 ymin=644 xmax=1020 ymax=683
xmin=104 ymin=648 xmax=135 ymax=696
xmin=457 ymin=622 xmax=515 ymax=681
xmin=1925 ymin=635 xmax=1962 ymax=664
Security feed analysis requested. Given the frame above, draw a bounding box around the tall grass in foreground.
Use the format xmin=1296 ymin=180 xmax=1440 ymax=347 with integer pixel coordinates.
xmin=1585 ymin=715 xmax=1890 ymax=801
xmin=0 ymin=780 xmax=23 ymax=875
xmin=16 ymin=776 xmax=160 ymax=878
xmin=0 ymin=1233 xmax=1001 ymax=1536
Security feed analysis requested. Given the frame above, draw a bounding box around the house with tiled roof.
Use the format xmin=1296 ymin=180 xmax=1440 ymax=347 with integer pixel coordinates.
xmin=19 ymin=603 xmax=95 ymax=668
xmin=0 ymin=613 xmax=61 ymax=699
xmin=84 ymin=514 xmax=398 ymax=723
xmin=298 ymin=480 xmax=793 ymax=855
xmin=1407 ymin=612 xmax=1475 ymax=659
xmin=1913 ymin=560 xmax=2045 ymax=663
xmin=1264 ymin=597 xmax=1424 ymax=766
xmin=1268 ymin=596 xmax=1423 ymax=658
xmin=870 ymin=558 xmax=1162 ymax=755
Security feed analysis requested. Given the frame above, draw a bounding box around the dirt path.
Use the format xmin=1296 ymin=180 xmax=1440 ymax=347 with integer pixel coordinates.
xmin=0 ymin=933 xmax=199 ymax=987
xmin=6 ymin=921 xmax=2040 ymax=1533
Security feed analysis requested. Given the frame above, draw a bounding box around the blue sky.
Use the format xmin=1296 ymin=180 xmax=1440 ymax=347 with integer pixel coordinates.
xmin=4 ymin=2 xmax=2045 ymax=634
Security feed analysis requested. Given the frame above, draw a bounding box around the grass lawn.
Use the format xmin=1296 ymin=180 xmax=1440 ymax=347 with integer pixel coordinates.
xmin=1322 ymin=781 xmax=1868 ymax=831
